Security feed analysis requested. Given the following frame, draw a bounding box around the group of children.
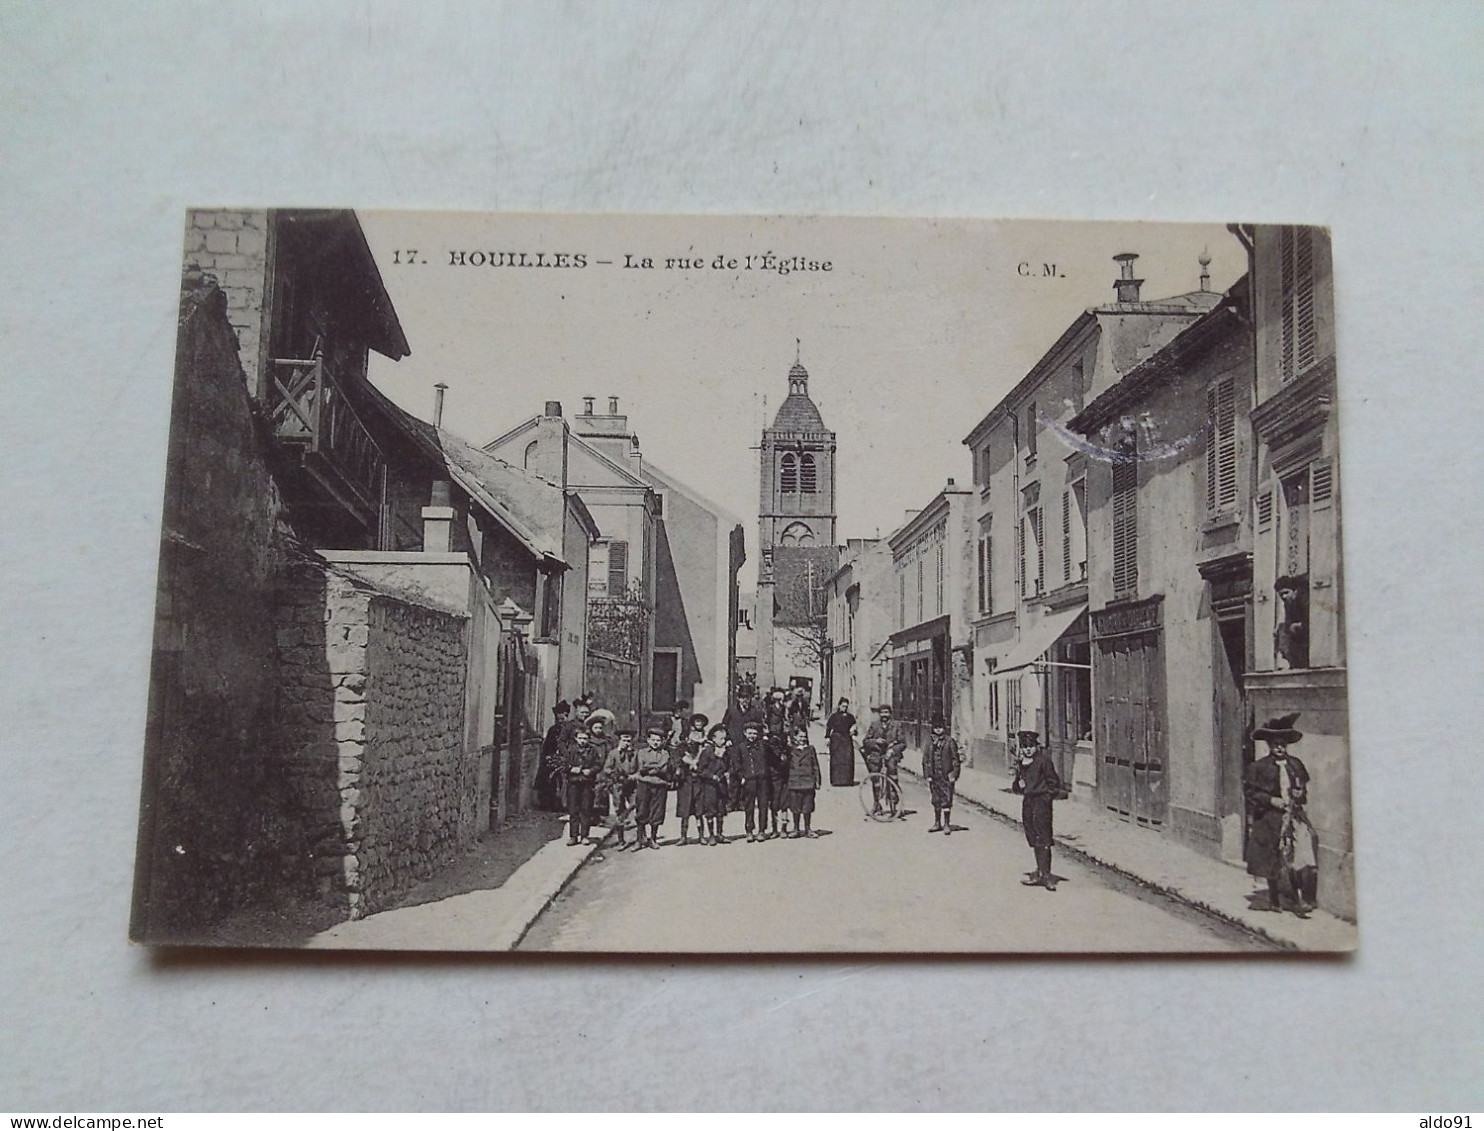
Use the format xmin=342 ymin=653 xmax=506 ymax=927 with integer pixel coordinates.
xmin=543 ymin=694 xmax=825 ymax=850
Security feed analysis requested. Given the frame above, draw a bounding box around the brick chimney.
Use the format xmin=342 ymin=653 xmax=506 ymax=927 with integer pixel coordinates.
xmin=1113 ymin=252 xmax=1143 ymax=303
xmin=528 ymin=400 xmax=569 ymax=486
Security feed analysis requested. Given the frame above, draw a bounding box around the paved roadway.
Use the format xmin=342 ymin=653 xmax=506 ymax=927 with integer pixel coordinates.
xmin=519 ymin=742 xmax=1263 ymax=954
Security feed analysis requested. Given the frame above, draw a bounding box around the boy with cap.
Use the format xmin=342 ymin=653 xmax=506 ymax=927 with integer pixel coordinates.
xmin=1013 ymin=730 xmax=1067 ymax=889
xmin=765 ymin=713 xmax=793 ymax=838
xmin=785 ymin=727 xmax=823 ymax=837
xmin=696 ymin=724 xmax=732 ymax=845
xmin=600 ymin=728 xmax=639 ymax=851
xmin=734 ymin=718 xmax=771 ymax=842
xmin=923 ymin=715 xmax=963 ymax=834
xmin=564 ymin=727 xmax=602 ymax=846
xmin=633 ymin=724 xmax=672 ymax=849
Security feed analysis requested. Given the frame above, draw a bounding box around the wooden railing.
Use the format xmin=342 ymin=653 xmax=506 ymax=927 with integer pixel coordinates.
xmin=269 ymin=351 xmax=387 ymax=520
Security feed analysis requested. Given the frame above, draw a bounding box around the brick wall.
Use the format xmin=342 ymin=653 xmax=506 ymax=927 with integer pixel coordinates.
xmin=182 ymin=209 xmax=270 ymax=390
xmin=277 ymin=567 xmax=475 ymax=919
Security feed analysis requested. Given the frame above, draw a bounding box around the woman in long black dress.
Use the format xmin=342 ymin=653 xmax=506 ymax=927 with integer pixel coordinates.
xmin=825 ymin=698 xmax=857 ymax=786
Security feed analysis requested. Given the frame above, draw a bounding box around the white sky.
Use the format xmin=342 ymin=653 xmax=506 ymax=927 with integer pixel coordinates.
xmin=360 ymin=212 xmax=1244 ymax=586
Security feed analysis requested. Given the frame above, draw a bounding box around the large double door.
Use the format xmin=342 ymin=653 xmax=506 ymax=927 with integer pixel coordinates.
xmin=1094 ymin=622 xmax=1167 ymax=829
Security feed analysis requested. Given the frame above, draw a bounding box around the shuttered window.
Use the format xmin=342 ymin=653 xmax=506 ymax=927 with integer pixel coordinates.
xmin=1112 ymin=456 xmax=1138 ymax=596
xmin=607 ymin=540 xmax=629 ymax=594
xmin=1280 ymin=226 xmax=1318 ymax=382
xmin=1311 ymin=458 xmax=1335 ymax=509
xmin=977 ymin=521 xmax=993 ymax=615
xmin=1024 ymin=402 xmax=1038 ymax=461
xmin=780 ymin=453 xmax=798 ymax=493
xmin=1061 ymin=489 xmax=1072 ymax=583
xmin=934 ymin=544 xmax=945 ymax=616
xmin=916 ymin=559 xmax=925 ymax=622
xmin=1256 ymin=484 xmax=1275 ymax=530
xmin=1030 ymin=505 xmax=1044 ymax=595
xmin=1206 ymin=376 xmax=1239 ymax=514
xmin=801 ymin=453 xmax=817 ymax=493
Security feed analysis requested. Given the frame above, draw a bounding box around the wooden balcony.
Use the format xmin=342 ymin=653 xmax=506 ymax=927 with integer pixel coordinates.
xmin=269 ymin=351 xmax=388 ymax=532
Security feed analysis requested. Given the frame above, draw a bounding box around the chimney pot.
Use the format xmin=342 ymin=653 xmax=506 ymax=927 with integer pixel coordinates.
xmin=609 ymin=396 xmax=620 ymax=414
xmin=433 ymin=382 xmax=448 ymax=427
xmin=544 ymin=400 xmax=563 ymax=417
xmin=582 ymin=396 xmax=595 ymax=415
xmin=1112 ymin=252 xmax=1143 ymax=303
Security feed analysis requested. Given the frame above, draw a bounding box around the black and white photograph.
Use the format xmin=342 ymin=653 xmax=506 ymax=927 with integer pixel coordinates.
xmin=132 ymin=209 xmax=1356 ymax=953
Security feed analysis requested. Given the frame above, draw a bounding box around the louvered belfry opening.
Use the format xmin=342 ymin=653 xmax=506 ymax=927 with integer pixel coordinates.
xmin=780 ymin=452 xmax=798 ymax=493
xmin=800 ymin=453 xmax=817 ymax=493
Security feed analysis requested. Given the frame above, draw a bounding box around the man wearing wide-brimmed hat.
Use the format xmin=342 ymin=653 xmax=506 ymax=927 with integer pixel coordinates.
xmin=1244 ymin=712 xmax=1318 ymax=918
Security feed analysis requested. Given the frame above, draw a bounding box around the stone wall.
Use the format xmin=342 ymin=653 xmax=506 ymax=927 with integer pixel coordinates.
xmin=131 ymin=277 xmax=296 ymax=943
xmin=277 ymin=566 xmax=474 ymax=919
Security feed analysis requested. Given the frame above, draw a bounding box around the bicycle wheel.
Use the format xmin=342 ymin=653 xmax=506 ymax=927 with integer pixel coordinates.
xmin=859 ymin=774 xmax=898 ymax=822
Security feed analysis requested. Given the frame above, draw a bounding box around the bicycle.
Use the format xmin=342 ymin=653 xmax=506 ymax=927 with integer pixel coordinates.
xmin=859 ymin=750 xmax=903 ymax=822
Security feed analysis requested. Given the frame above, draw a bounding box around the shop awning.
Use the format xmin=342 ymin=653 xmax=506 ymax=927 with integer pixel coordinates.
xmin=996 ymin=604 xmax=1087 ymax=675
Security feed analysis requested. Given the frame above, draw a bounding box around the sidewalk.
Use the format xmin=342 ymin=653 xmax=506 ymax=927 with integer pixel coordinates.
xmin=304 ymin=825 xmax=607 ymax=951
xmin=914 ymin=763 xmax=1358 ymax=952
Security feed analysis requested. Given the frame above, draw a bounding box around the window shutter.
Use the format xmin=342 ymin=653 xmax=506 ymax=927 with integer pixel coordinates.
xmin=780 ymin=453 xmax=797 ymax=493
xmin=1311 ymin=457 xmax=1335 ymax=510
xmin=1017 ymin=513 xmax=1026 ymax=595
xmin=1061 ymin=489 xmax=1072 ymax=583
xmin=1206 ymin=377 xmax=1239 ymax=513
xmin=1025 ymin=403 xmax=1038 ymax=458
xmin=1032 ymin=505 xmax=1045 ymax=594
xmin=801 ymin=454 xmax=817 ymax=493
xmin=985 ymin=533 xmax=993 ymax=614
xmin=608 ymin=540 xmax=629 ymax=594
xmin=1112 ymin=458 xmax=1138 ymax=596
xmin=1256 ymin=485 xmax=1275 ymax=530
xmin=1295 ymin=229 xmax=1317 ymax=372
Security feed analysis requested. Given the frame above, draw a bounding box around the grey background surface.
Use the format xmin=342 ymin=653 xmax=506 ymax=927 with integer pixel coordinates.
xmin=2 ymin=0 xmax=1480 ymax=1112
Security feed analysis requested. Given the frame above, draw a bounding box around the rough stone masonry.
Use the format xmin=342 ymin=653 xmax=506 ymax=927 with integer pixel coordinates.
xmin=277 ymin=566 xmax=474 ymax=918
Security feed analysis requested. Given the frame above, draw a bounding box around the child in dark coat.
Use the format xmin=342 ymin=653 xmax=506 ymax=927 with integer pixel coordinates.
xmin=785 ymin=728 xmax=822 ymax=838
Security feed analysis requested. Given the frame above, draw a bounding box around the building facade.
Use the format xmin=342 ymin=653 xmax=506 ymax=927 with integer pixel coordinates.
xmin=1069 ymin=273 xmax=1256 ymax=859
xmin=825 ymin=538 xmax=895 ymax=714
xmin=755 ymin=359 xmax=840 ymax=698
xmin=961 ymin=253 xmax=1222 ymax=789
xmin=1243 ymin=224 xmax=1352 ymax=917
xmin=886 ymin=480 xmax=975 ymax=753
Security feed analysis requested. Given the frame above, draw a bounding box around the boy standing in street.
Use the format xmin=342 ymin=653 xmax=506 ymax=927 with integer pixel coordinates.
xmin=923 ymin=715 xmax=963 ymax=835
xmin=785 ymin=727 xmax=822 ymax=838
xmin=735 ymin=719 xmax=771 ymax=842
xmin=1013 ymin=730 xmax=1067 ymax=889
xmin=565 ymin=727 xmax=602 ymax=846
xmin=633 ymin=724 xmax=672 ymax=850
xmin=600 ymin=728 xmax=639 ymax=851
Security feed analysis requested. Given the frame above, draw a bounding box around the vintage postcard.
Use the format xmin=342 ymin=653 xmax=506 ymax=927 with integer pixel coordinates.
xmin=131 ymin=210 xmax=1356 ymax=952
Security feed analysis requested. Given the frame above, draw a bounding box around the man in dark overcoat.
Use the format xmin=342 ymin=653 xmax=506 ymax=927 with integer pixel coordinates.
xmin=1244 ymin=712 xmax=1317 ymax=917
xmin=1013 ymin=730 xmax=1066 ymax=890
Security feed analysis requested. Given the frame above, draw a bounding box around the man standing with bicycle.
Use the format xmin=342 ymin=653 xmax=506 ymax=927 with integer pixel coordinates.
xmin=862 ymin=704 xmax=907 ymax=818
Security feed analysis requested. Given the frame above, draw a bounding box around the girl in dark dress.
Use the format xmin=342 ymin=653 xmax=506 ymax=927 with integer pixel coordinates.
xmin=826 ymin=698 xmax=857 ymax=786
xmin=671 ymin=713 xmax=708 ymax=845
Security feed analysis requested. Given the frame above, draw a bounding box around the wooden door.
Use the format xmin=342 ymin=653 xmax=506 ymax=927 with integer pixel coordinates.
xmin=1096 ymin=630 xmax=1166 ymax=828
xmin=1214 ymin=612 xmax=1251 ymax=848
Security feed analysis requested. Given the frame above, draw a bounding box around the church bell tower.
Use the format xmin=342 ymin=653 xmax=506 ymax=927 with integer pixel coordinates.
xmin=756 ymin=349 xmax=839 ymax=689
